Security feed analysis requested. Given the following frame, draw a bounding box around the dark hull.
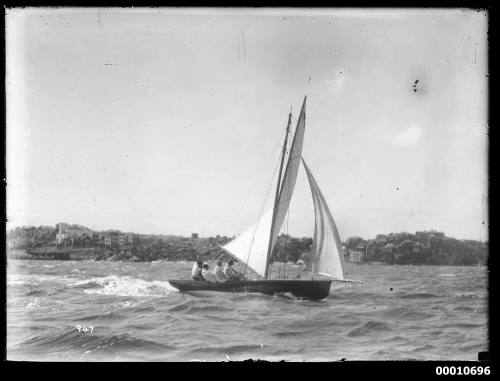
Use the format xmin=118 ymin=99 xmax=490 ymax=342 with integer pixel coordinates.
xmin=168 ymin=279 xmax=332 ymax=300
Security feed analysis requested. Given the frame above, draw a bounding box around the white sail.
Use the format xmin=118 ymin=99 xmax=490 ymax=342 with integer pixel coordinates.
xmin=222 ymin=208 xmax=273 ymax=278
xmin=267 ymin=97 xmax=307 ymax=267
xmin=302 ymin=158 xmax=346 ymax=281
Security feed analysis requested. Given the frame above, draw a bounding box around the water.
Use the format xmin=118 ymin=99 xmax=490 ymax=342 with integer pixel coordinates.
xmin=7 ymin=260 xmax=488 ymax=361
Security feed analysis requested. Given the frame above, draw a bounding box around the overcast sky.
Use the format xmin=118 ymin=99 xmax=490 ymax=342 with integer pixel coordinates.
xmin=6 ymin=8 xmax=488 ymax=241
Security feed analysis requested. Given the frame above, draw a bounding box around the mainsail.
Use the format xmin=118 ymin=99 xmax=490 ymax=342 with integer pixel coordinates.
xmin=265 ymin=96 xmax=307 ymax=277
xmin=222 ymin=208 xmax=273 ymax=278
xmin=302 ymin=158 xmax=346 ymax=281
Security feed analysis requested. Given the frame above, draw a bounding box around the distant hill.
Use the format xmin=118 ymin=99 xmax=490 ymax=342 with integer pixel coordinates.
xmin=342 ymin=231 xmax=487 ymax=266
xmin=7 ymin=224 xmax=487 ymax=266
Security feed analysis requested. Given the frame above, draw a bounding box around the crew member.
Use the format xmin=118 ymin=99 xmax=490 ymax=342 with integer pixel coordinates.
xmin=223 ymin=260 xmax=244 ymax=281
xmin=202 ymin=264 xmax=217 ymax=283
xmin=214 ymin=261 xmax=226 ymax=283
xmin=191 ymin=260 xmax=204 ymax=281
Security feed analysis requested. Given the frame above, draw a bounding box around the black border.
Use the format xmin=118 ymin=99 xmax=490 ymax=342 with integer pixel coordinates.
xmin=1 ymin=4 xmax=494 ymax=376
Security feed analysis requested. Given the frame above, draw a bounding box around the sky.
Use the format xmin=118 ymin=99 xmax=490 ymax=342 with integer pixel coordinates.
xmin=6 ymin=8 xmax=488 ymax=241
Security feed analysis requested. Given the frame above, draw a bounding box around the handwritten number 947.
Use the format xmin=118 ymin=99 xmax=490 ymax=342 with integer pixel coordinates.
xmin=76 ymin=325 xmax=94 ymax=334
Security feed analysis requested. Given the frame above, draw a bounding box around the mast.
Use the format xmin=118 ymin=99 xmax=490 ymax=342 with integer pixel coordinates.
xmin=264 ymin=110 xmax=292 ymax=279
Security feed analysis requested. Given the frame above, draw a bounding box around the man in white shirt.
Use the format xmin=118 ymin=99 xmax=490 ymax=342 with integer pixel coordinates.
xmin=191 ymin=260 xmax=204 ymax=281
xmin=223 ymin=260 xmax=244 ymax=281
xmin=201 ymin=264 xmax=217 ymax=283
xmin=214 ymin=261 xmax=226 ymax=283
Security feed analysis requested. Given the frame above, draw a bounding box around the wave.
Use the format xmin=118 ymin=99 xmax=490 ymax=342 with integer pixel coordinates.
xmin=73 ymin=281 xmax=102 ymax=290
xmin=26 ymin=298 xmax=41 ymax=309
xmin=25 ymin=289 xmax=46 ymax=297
xmin=118 ymin=300 xmax=136 ymax=307
xmin=132 ymin=305 xmax=156 ymax=313
xmin=8 ymin=274 xmax=81 ymax=286
xmin=442 ymin=322 xmax=486 ymax=329
xmin=454 ymin=292 xmax=476 ymax=298
xmin=451 ymin=305 xmax=477 ymax=313
xmin=229 ymin=293 xmax=273 ymax=302
xmin=347 ymin=321 xmax=391 ymax=337
xmin=333 ymin=291 xmax=383 ymax=300
xmin=187 ymin=305 xmax=232 ymax=313
xmin=188 ymin=343 xmax=265 ymax=355
xmin=459 ymin=342 xmax=487 ymax=352
xmin=380 ymin=335 xmax=409 ymax=344
xmin=398 ymin=292 xmax=440 ymax=299
xmin=168 ymin=300 xmax=231 ymax=314
xmin=74 ymin=275 xmax=178 ymax=297
xmin=412 ymin=344 xmax=437 ymax=352
xmin=269 ymin=346 xmax=304 ymax=356
xmin=19 ymin=327 xmax=175 ymax=353
xmin=272 ymin=331 xmax=308 ymax=338
xmin=75 ymin=311 xmax=128 ymax=322
xmin=384 ymin=306 xmax=434 ymax=320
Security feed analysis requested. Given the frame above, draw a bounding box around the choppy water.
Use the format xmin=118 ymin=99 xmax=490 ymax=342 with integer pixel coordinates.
xmin=7 ymin=260 xmax=488 ymax=361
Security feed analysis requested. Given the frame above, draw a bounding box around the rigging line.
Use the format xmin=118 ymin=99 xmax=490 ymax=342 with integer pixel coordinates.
xmin=281 ymin=229 xmax=287 ymax=278
xmin=283 ymin=170 xmax=291 ymax=279
xmin=279 ymin=242 xmax=285 ymax=279
xmin=242 ymin=148 xmax=282 ymax=278
xmin=230 ymin=132 xmax=285 ymax=231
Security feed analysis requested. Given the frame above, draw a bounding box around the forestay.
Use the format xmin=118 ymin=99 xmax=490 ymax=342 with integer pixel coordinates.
xmin=222 ymin=208 xmax=273 ymax=278
xmin=302 ymin=158 xmax=346 ymax=281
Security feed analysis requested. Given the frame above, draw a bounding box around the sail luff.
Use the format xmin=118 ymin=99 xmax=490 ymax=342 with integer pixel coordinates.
xmin=306 ymin=182 xmax=322 ymax=272
xmin=302 ymin=158 xmax=346 ymax=280
xmin=264 ymin=96 xmax=307 ymax=278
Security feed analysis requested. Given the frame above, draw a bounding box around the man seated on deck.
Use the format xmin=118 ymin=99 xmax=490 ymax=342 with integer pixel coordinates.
xmin=191 ymin=260 xmax=205 ymax=281
xmin=223 ymin=260 xmax=244 ymax=281
xmin=201 ymin=264 xmax=217 ymax=283
xmin=214 ymin=261 xmax=226 ymax=283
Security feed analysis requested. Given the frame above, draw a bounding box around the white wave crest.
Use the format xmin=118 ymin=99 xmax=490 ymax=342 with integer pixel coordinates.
xmin=454 ymin=292 xmax=476 ymax=298
xmin=114 ymin=300 xmax=137 ymax=307
xmin=76 ymin=275 xmax=178 ymax=297
xmin=26 ymin=298 xmax=41 ymax=308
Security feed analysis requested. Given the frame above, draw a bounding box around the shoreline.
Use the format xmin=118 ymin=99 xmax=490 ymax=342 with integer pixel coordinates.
xmin=6 ymin=251 xmax=486 ymax=267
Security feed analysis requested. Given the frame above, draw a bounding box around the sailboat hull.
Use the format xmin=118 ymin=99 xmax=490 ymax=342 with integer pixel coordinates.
xmin=168 ymin=279 xmax=332 ymax=300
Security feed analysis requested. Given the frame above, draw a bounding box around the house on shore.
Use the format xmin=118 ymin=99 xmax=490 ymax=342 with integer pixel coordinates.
xmin=348 ymin=244 xmax=366 ymax=263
